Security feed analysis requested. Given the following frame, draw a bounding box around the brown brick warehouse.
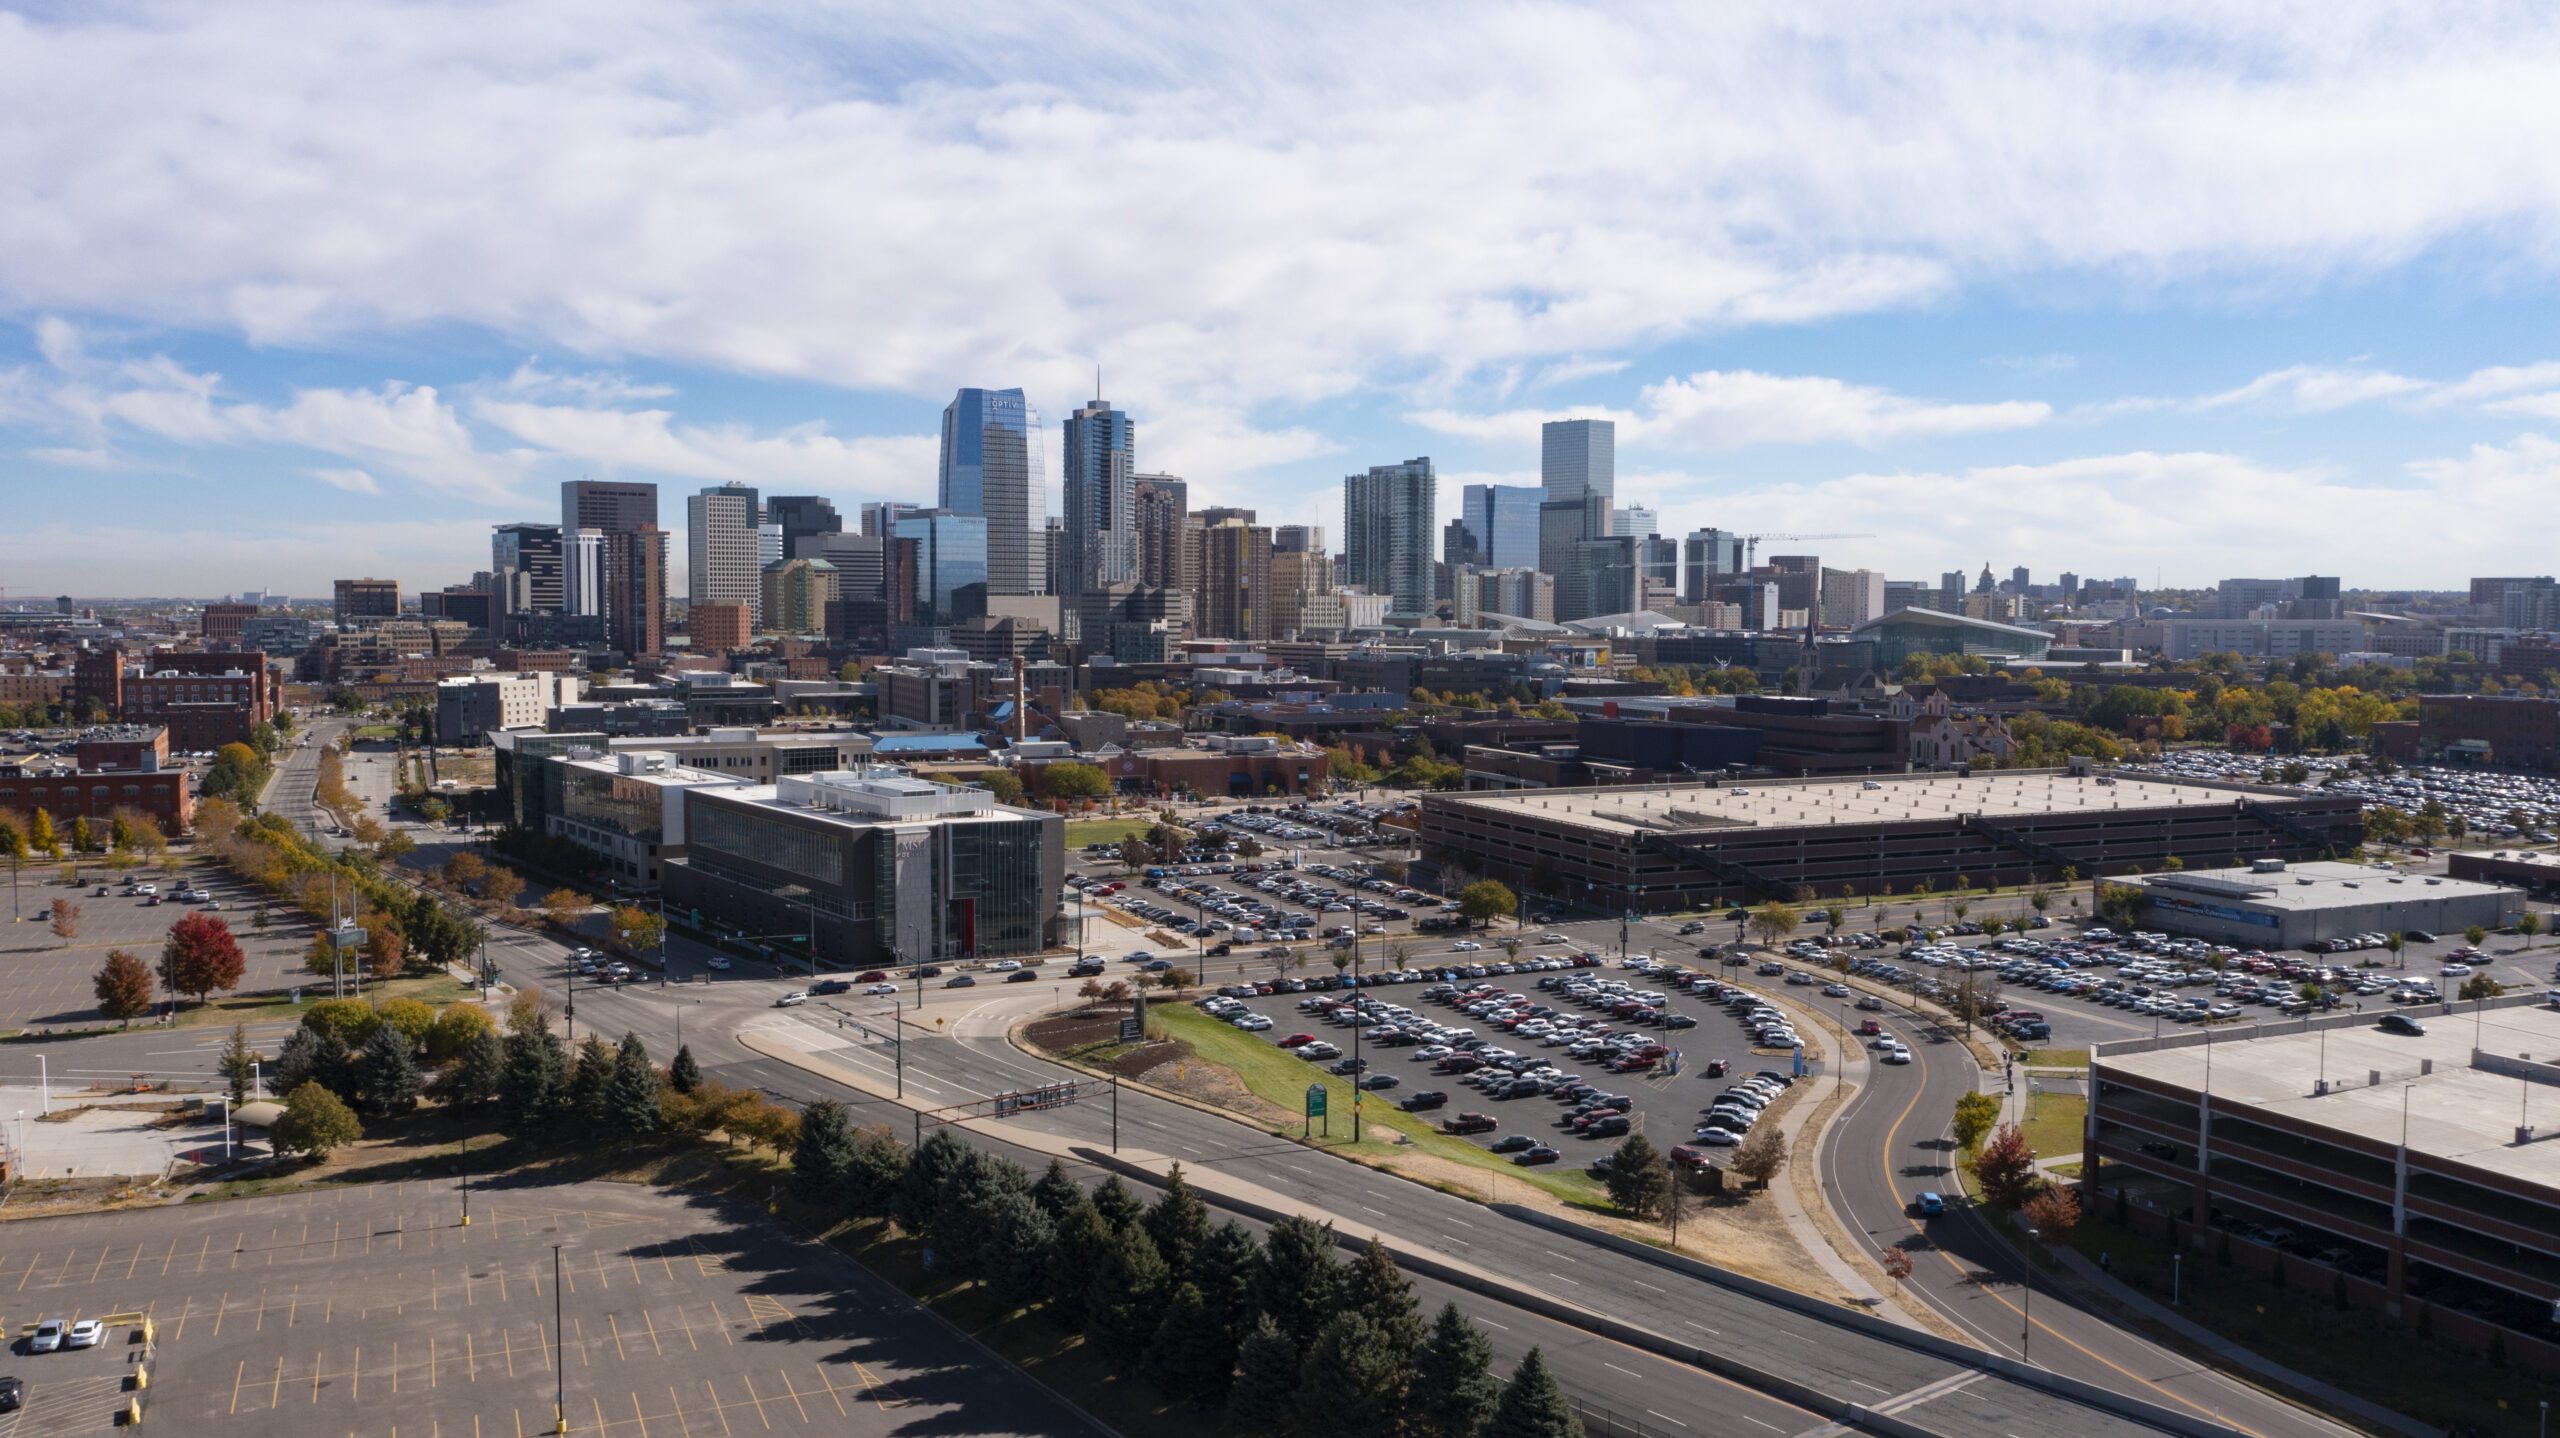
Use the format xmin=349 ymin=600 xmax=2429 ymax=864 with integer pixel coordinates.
xmin=1417 ymin=768 xmax=2365 ymax=912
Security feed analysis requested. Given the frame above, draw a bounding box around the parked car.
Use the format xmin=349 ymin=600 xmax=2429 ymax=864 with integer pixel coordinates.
xmin=1443 ymin=1112 xmax=1497 ymax=1135
xmin=2378 ymin=1012 xmax=2426 ymax=1037
xmin=27 ymin=1320 xmax=64 ymax=1353
xmin=63 ymin=1320 xmax=102 ymax=1349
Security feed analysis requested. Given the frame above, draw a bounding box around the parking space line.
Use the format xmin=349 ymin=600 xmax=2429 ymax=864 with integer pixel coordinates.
xmin=311 ymin=1349 xmax=324 ymax=1403
xmin=392 ymin=1340 xmax=400 ymax=1393
xmin=468 ymin=1331 xmax=479 ymax=1383
xmin=193 ymin=1234 xmax=211 ymax=1274
xmin=669 ymin=1385 xmax=696 ymax=1438
xmin=228 ymin=1358 xmax=246 ymax=1415
xmin=631 ymin=1392 xmax=653 ymax=1438
xmin=270 ymin=1354 xmax=285 ymax=1407
xmin=212 ymin=1290 xmax=229 ymax=1336
xmin=593 ymin=1395 xmax=609 ymax=1436
xmin=814 ymin=1365 xmax=846 ymax=1418
xmin=576 ymin=1317 xmax=590 ymax=1366
xmin=121 ymin=1243 xmax=143 ymax=1281
xmin=535 ymin=1323 xmax=553 ymax=1373
xmin=739 ymin=1374 xmax=772 ymax=1430
xmin=776 ymin=1370 xmax=810 ymax=1424
xmin=703 ymin=1379 xmax=734 ymax=1437
xmin=289 ymin=1282 xmax=301 ymax=1325
xmin=11 ymin=1252 xmax=40 ymax=1291
xmin=430 ymin=1334 xmax=439 ymax=1387
xmin=611 ymin=1312 xmax=628 ymax=1361
xmin=643 ymin=1310 xmax=664 ymax=1356
xmin=354 ymin=1345 xmax=363 ymax=1400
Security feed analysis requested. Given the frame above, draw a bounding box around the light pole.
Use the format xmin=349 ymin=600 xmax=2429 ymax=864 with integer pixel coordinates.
xmin=551 ymin=1243 xmax=568 ymax=1434
xmin=2171 ymin=1251 xmax=2183 ymax=1307
xmin=2020 ymin=1226 xmax=2040 ymax=1363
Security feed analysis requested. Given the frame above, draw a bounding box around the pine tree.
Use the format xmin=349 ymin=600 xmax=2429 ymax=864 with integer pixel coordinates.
xmin=1086 ymin=1224 xmax=1169 ymax=1367
xmin=843 ymin=1128 xmax=908 ymax=1219
xmin=896 ymin=1128 xmax=970 ymax=1235
xmin=567 ymin=1036 xmax=615 ymax=1125
xmin=1604 ymin=1133 xmax=1671 ymax=1219
xmin=1029 ymin=1158 xmax=1083 ymax=1221
xmin=981 ymin=1192 xmax=1056 ymax=1313
xmin=1484 ymin=1347 xmax=1582 ymax=1438
xmin=273 ymin=1027 xmax=353 ymax=1098
xmin=1090 ymin=1174 xmax=1145 ymax=1233
xmin=352 ymin=1024 xmax=423 ymax=1118
xmin=1340 ymin=1237 xmax=1424 ymax=1360
xmin=1142 ymin=1282 xmax=1232 ymax=1403
xmin=498 ymin=1027 xmax=568 ymax=1137
xmin=1297 ymin=1311 xmax=1408 ymax=1438
xmin=668 ymin=1044 xmax=703 ymax=1094
xmin=1226 ymin=1316 xmax=1299 ymax=1432
xmin=429 ymin=1026 xmax=505 ymax=1109
xmin=930 ymin=1150 xmax=1032 ymax=1280
xmin=603 ymin=1032 xmax=662 ymax=1139
xmin=1191 ymin=1220 xmax=1263 ymax=1355
xmin=1144 ymin=1161 xmax=1212 ymax=1279
xmin=791 ymin=1100 xmax=857 ymax=1207
xmin=218 ymin=1024 xmax=258 ymax=1106
xmin=1409 ymin=1302 xmax=1502 ymax=1438
xmin=1045 ymin=1201 xmax=1113 ymax=1331
xmin=1251 ymin=1215 xmax=1341 ymax=1353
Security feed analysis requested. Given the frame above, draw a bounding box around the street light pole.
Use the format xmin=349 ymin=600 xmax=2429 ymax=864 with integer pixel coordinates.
xmin=551 ymin=1243 xmax=568 ymax=1433
xmin=2021 ymin=1226 xmax=2040 ymax=1363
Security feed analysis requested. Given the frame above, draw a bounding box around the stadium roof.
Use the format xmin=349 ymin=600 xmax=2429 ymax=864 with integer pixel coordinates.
xmin=1850 ymin=608 xmax=2053 ymax=643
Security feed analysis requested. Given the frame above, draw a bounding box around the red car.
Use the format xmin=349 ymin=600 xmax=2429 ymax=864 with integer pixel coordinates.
xmin=1278 ymin=1033 xmax=1318 ymax=1048
xmin=1443 ymin=1113 xmax=1498 ymax=1135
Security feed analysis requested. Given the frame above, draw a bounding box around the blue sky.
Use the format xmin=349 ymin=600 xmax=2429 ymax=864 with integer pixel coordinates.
xmin=7 ymin=2 xmax=2560 ymax=599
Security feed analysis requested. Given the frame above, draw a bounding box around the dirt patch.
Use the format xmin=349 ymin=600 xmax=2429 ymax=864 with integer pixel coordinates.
xmin=1129 ymin=1048 xmax=1292 ymax=1122
xmin=1103 ymin=1040 xmax=1185 ymax=1077
xmin=1024 ymin=1012 xmax=1123 ymax=1051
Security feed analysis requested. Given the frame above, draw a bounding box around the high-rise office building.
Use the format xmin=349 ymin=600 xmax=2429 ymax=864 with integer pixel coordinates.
xmin=687 ymin=482 xmax=763 ymax=627
xmin=1343 ymin=458 xmax=1436 ymax=615
xmin=941 ymin=388 xmax=1044 ymax=597
xmin=860 ymin=501 xmax=920 ymax=538
xmin=766 ymin=496 xmax=842 ymax=559
xmin=1059 ymin=397 xmax=1136 ymax=603
xmin=491 ymin=523 xmax=565 ymax=616
xmin=758 ymin=523 xmax=786 ymax=571
xmin=1819 ymin=568 xmax=1887 ymax=628
xmin=1270 ymin=547 xmax=1337 ymax=639
xmin=1199 ymin=519 xmax=1274 ymax=642
xmin=1273 ymin=525 xmax=1323 ymax=555
xmin=602 ymin=525 xmax=668 ymax=658
xmin=1460 ymin=484 xmax=1542 ymax=570
xmin=891 ymin=509 xmax=991 ymax=631
xmin=761 ymin=558 xmax=839 ymax=635
xmin=1681 ymin=529 xmax=1747 ymax=604
xmin=333 ymin=578 xmax=401 ymax=624
xmin=1612 ymin=505 xmax=1659 ymax=539
xmin=1131 ymin=474 xmax=1190 ymax=591
xmin=2058 ymin=572 xmax=2080 ymax=601
xmin=1540 ymin=493 xmax=1607 ymax=617
xmin=1541 ymin=419 xmax=1615 ymax=504
xmin=566 ymin=529 xmax=604 ymax=617
xmin=561 ymin=480 xmax=658 ymax=618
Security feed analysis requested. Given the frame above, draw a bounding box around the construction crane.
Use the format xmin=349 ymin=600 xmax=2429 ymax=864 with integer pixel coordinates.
xmin=1736 ymin=532 xmax=1874 ymax=568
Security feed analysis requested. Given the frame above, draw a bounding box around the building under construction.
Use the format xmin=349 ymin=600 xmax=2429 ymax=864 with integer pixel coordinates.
xmin=1418 ymin=768 xmax=2363 ymax=913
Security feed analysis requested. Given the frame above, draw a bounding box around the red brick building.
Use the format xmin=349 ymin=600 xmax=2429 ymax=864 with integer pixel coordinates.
xmin=691 ymin=602 xmax=751 ymax=655
xmin=76 ymin=725 xmax=170 ymax=773
xmin=201 ymin=603 xmax=258 ymax=644
xmin=0 ymin=763 xmax=193 ymax=834
xmin=2409 ymin=694 xmax=2560 ymax=771
xmin=121 ymin=650 xmax=276 ymax=750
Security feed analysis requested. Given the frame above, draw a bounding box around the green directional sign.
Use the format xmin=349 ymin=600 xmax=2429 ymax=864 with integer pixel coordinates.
xmin=1305 ymin=1084 xmax=1328 ymax=1118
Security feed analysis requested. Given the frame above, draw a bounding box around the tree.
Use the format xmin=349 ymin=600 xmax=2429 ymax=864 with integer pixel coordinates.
xmin=376 ymin=996 xmax=437 ymax=1049
xmin=1038 ymin=761 xmax=1111 ymax=805
xmin=1341 ymin=1236 xmax=1424 ymax=1361
xmin=2460 ymin=974 xmax=2507 ymax=1001
xmin=604 ymin=1032 xmax=663 ymax=1139
xmin=302 ymin=997 xmax=382 ymax=1048
xmin=1143 ymin=1282 xmax=1231 ymax=1402
xmin=567 ymin=1035 xmax=616 ymax=1123
xmin=2519 ymin=912 xmax=2545 ymax=948
xmin=426 ymin=1004 xmax=495 ymax=1063
xmin=1090 ymin=1173 xmax=1146 ymax=1233
xmin=1298 ymin=1311 xmax=1409 ymax=1438
xmin=539 ymin=889 xmax=591 ymax=925
xmin=1746 ymin=901 xmax=1801 ymax=949
xmin=1409 ymin=1302 xmax=1502 ymax=1438
xmin=1880 ymin=1245 xmax=1915 ymax=1294
xmin=1227 ymin=1316 xmax=1301 ymax=1431
xmin=1732 ymin=1125 xmax=1787 ymax=1189
xmin=70 ymin=816 xmax=96 ymax=854
xmin=218 ymin=1024 xmax=259 ymax=1106
xmin=1484 ymin=1347 xmax=1582 ymax=1438
xmin=1029 ymin=1158 xmax=1083 ymax=1222
xmin=1457 ymin=879 xmax=1518 ymax=930
xmin=608 ymin=904 xmax=665 ymax=956
xmin=361 ymin=919 xmax=408 ymax=981
xmin=352 ymin=1024 xmax=423 ymax=1118
xmin=1046 ymin=1202 xmax=1115 ymax=1331
xmin=897 ymin=1128 xmax=972 ymax=1235
xmin=1952 ymin=1090 xmax=2002 ymax=1152
xmin=94 ymin=948 xmax=156 ymax=1025
xmin=48 ymin=898 xmax=81 ymax=947
xmin=1252 ymin=1215 xmax=1341 ymax=1352
xmin=1975 ymin=1122 xmax=2040 ymax=1211
xmin=792 ymin=1100 xmax=859 ymax=1207
xmin=1086 ymin=1223 xmax=1169 ymax=1366
xmin=442 ymin=852 xmax=487 ymax=889
xmin=1144 ymin=1162 xmax=1213 ymax=1278
xmin=272 ymin=1027 xmax=352 ymax=1098
xmin=668 ymin=1043 xmax=703 ymax=1094
xmin=2465 ymin=924 xmax=2489 ymax=947
xmin=2022 ymin=1183 xmax=2081 ymax=1247
xmin=498 ymin=1027 xmax=570 ymax=1136
xmin=162 ymin=911 xmax=247 ymax=1004
xmin=27 ymin=807 xmax=58 ymax=859
xmin=1605 ymin=1133 xmax=1672 ymax=1219
xmin=430 ymin=1026 xmax=506 ymax=1109
xmin=981 ymin=1190 xmax=1056 ymax=1311
xmin=481 ymin=867 xmax=526 ymax=911
xmin=271 ymin=1083 xmax=363 ymax=1161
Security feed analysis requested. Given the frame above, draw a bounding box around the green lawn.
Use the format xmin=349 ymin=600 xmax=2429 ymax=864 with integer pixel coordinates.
xmin=1149 ymin=1004 xmax=1606 ymax=1206
xmin=2019 ymin=1047 xmax=2090 ymax=1071
xmin=1064 ymin=818 xmax=1154 ymax=847
xmin=2019 ymin=1090 xmax=2086 ymax=1159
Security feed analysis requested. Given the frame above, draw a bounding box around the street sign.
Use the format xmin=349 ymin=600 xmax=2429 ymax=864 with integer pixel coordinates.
xmin=1118 ymin=1016 xmax=1145 ymax=1042
xmin=1304 ymin=1084 xmax=1327 ymax=1118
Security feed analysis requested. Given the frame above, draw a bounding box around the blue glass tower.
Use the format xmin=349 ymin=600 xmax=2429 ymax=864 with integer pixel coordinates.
xmin=939 ymin=388 xmax=1043 ymax=596
xmin=1061 ymin=397 xmax=1137 ymax=602
xmin=892 ymin=509 xmax=990 ymax=628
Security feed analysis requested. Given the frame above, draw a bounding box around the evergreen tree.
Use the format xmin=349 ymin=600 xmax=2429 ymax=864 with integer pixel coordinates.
xmin=1409 ymin=1302 xmax=1502 ymax=1438
xmin=1298 ymin=1311 xmax=1408 ymax=1438
xmin=668 ymin=1044 xmax=703 ymax=1094
xmin=1251 ymin=1215 xmax=1341 ymax=1353
xmin=896 ymin=1128 xmax=970 ymax=1235
xmin=352 ymin=1023 xmax=423 ymax=1118
xmin=272 ymin=1026 xmax=353 ymax=1098
xmin=1086 ymin=1224 xmax=1169 ymax=1366
xmin=1340 ymin=1237 xmax=1424 ymax=1360
xmin=930 ymin=1150 xmax=1032 ymax=1280
xmin=1142 ymin=1282 xmax=1232 ymax=1403
xmin=1191 ymin=1220 xmax=1263 ymax=1356
xmin=1604 ymin=1133 xmax=1671 ymax=1220
xmin=603 ymin=1032 xmax=662 ymax=1139
xmin=218 ymin=1024 xmax=258 ymax=1106
xmin=1090 ymin=1174 xmax=1145 ymax=1233
xmin=1029 ymin=1158 xmax=1084 ymax=1221
xmin=567 ymin=1035 xmax=615 ymax=1125
xmin=1227 ymin=1315 xmax=1300 ymax=1433
xmin=981 ymin=1192 xmax=1056 ymax=1313
xmin=791 ymin=1100 xmax=857 ymax=1207
xmin=498 ymin=1026 xmax=569 ymax=1137
xmin=1484 ymin=1348 xmax=1582 ymax=1438
xmin=1143 ymin=1161 xmax=1212 ymax=1279
xmin=429 ymin=1026 xmax=505 ymax=1109
xmin=1045 ymin=1201 xmax=1113 ymax=1331
xmin=843 ymin=1128 xmax=908 ymax=1219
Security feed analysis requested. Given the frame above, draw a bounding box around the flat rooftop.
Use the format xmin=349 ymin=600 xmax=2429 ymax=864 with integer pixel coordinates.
xmin=1432 ymin=769 xmax=2279 ymax=836
xmin=2102 ymin=1003 xmax=2560 ymax=1192
xmin=2135 ymin=860 xmax=2514 ymax=913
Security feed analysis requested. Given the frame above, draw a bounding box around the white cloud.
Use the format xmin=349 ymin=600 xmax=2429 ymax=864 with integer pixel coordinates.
xmin=2199 ymin=364 xmax=2431 ymax=413
xmin=310 ymin=467 xmax=381 ymax=495
xmin=1410 ymin=370 xmax=2049 ymax=452
xmin=492 ymin=361 xmax=676 ymax=406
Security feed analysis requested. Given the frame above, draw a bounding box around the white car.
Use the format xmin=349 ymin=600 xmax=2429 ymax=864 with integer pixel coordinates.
xmin=774 ymin=991 xmax=809 ymax=1007
xmin=704 ymin=954 xmax=732 ymax=971
xmin=1451 ymin=940 xmax=1481 ymax=952
xmin=989 ymin=960 xmax=1021 ymax=972
xmin=1880 ymin=1045 xmax=1913 ymax=1065
xmin=65 ymin=1319 xmax=103 ymax=1349
xmin=865 ymin=982 xmax=898 ymax=996
xmin=1233 ymin=1015 xmax=1274 ymax=1031
xmin=29 ymin=1319 xmax=65 ymax=1352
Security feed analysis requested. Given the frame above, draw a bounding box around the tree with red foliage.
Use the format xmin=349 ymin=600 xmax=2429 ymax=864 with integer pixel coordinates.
xmin=2022 ymin=1182 xmax=2081 ymax=1247
xmin=163 ymin=910 xmax=248 ymax=1007
xmin=1974 ymin=1121 xmax=2041 ymax=1211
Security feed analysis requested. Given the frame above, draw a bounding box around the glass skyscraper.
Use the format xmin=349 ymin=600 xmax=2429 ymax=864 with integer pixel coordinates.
xmin=1061 ymin=398 xmax=1138 ymax=600
xmin=1541 ymin=418 xmax=1616 ymax=504
xmin=1460 ymin=483 xmax=1542 ymax=570
xmin=1343 ymin=457 xmax=1436 ymax=614
xmin=892 ymin=509 xmax=990 ymax=628
xmin=939 ymin=388 xmax=1044 ymax=597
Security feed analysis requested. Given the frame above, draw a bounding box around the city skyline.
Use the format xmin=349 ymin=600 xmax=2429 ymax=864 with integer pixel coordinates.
xmin=13 ymin=6 xmax=2560 ymax=595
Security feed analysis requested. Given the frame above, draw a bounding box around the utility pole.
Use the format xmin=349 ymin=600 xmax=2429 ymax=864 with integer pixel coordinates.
xmin=551 ymin=1243 xmax=568 ymax=1433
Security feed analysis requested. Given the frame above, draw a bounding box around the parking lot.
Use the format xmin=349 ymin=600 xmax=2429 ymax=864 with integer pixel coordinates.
xmin=0 ymin=1176 xmax=1092 ymax=1438
xmin=1188 ymin=936 xmax=1918 ymax=1171
xmin=0 ymin=868 xmax=326 ymax=1034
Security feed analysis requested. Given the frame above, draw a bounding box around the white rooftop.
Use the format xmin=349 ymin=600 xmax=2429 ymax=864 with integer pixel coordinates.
xmin=2135 ymin=860 xmax=2513 ymax=913
xmin=1436 ymin=769 xmax=2264 ymax=836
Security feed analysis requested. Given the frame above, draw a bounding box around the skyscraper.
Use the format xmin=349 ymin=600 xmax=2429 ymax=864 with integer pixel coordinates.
xmin=1612 ymin=505 xmax=1659 ymax=539
xmin=766 ymin=496 xmax=842 ymax=559
xmin=561 ymin=480 xmax=658 ymax=618
xmin=1541 ymin=419 xmax=1615 ymax=504
xmin=940 ymin=388 xmax=1044 ymax=597
xmin=1343 ymin=458 xmax=1436 ymax=614
xmin=602 ymin=525 xmax=668 ymax=657
xmin=491 ymin=523 xmax=564 ymax=616
xmin=1460 ymin=484 xmax=1542 ymax=570
xmin=687 ymin=482 xmax=763 ymax=627
xmin=1059 ymin=397 xmax=1136 ymax=604
xmin=1132 ymin=474 xmax=1192 ymax=591
xmin=566 ymin=529 xmax=604 ymax=616
xmin=1681 ymin=529 xmax=1747 ymax=603
xmin=1199 ymin=518 xmax=1274 ymax=642
xmin=891 ymin=509 xmax=990 ymax=631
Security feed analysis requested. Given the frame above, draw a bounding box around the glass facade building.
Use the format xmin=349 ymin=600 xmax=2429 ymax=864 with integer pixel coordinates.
xmin=939 ymin=388 xmax=1044 ymax=597
xmin=891 ymin=509 xmax=990 ymax=629
xmin=1461 ymin=484 xmax=1542 ymax=570
xmin=1061 ymin=399 xmax=1138 ymax=600
xmin=1342 ymin=457 xmax=1436 ymax=614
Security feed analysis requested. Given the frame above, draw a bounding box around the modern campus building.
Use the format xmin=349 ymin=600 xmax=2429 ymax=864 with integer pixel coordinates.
xmin=1418 ymin=767 xmax=2361 ymax=912
xmin=2089 ymin=1000 xmax=2560 ymax=1375
xmin=549 ymin=749 xmax=750 ymax=890
xmin=2128 ymin=860 xmax=2522 ymax=949
xmin=660 ymin=768 xmax=1064 ymax=967
xmin=1848 ymin=608 xmax=2054 ymax=670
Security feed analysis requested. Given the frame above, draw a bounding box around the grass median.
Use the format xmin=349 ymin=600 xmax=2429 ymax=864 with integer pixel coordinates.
xmin=1148 ymin=1002 xmax=1608 ymax=1207
xmin=1064 ymin=817 xmax=1155 ymax=847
